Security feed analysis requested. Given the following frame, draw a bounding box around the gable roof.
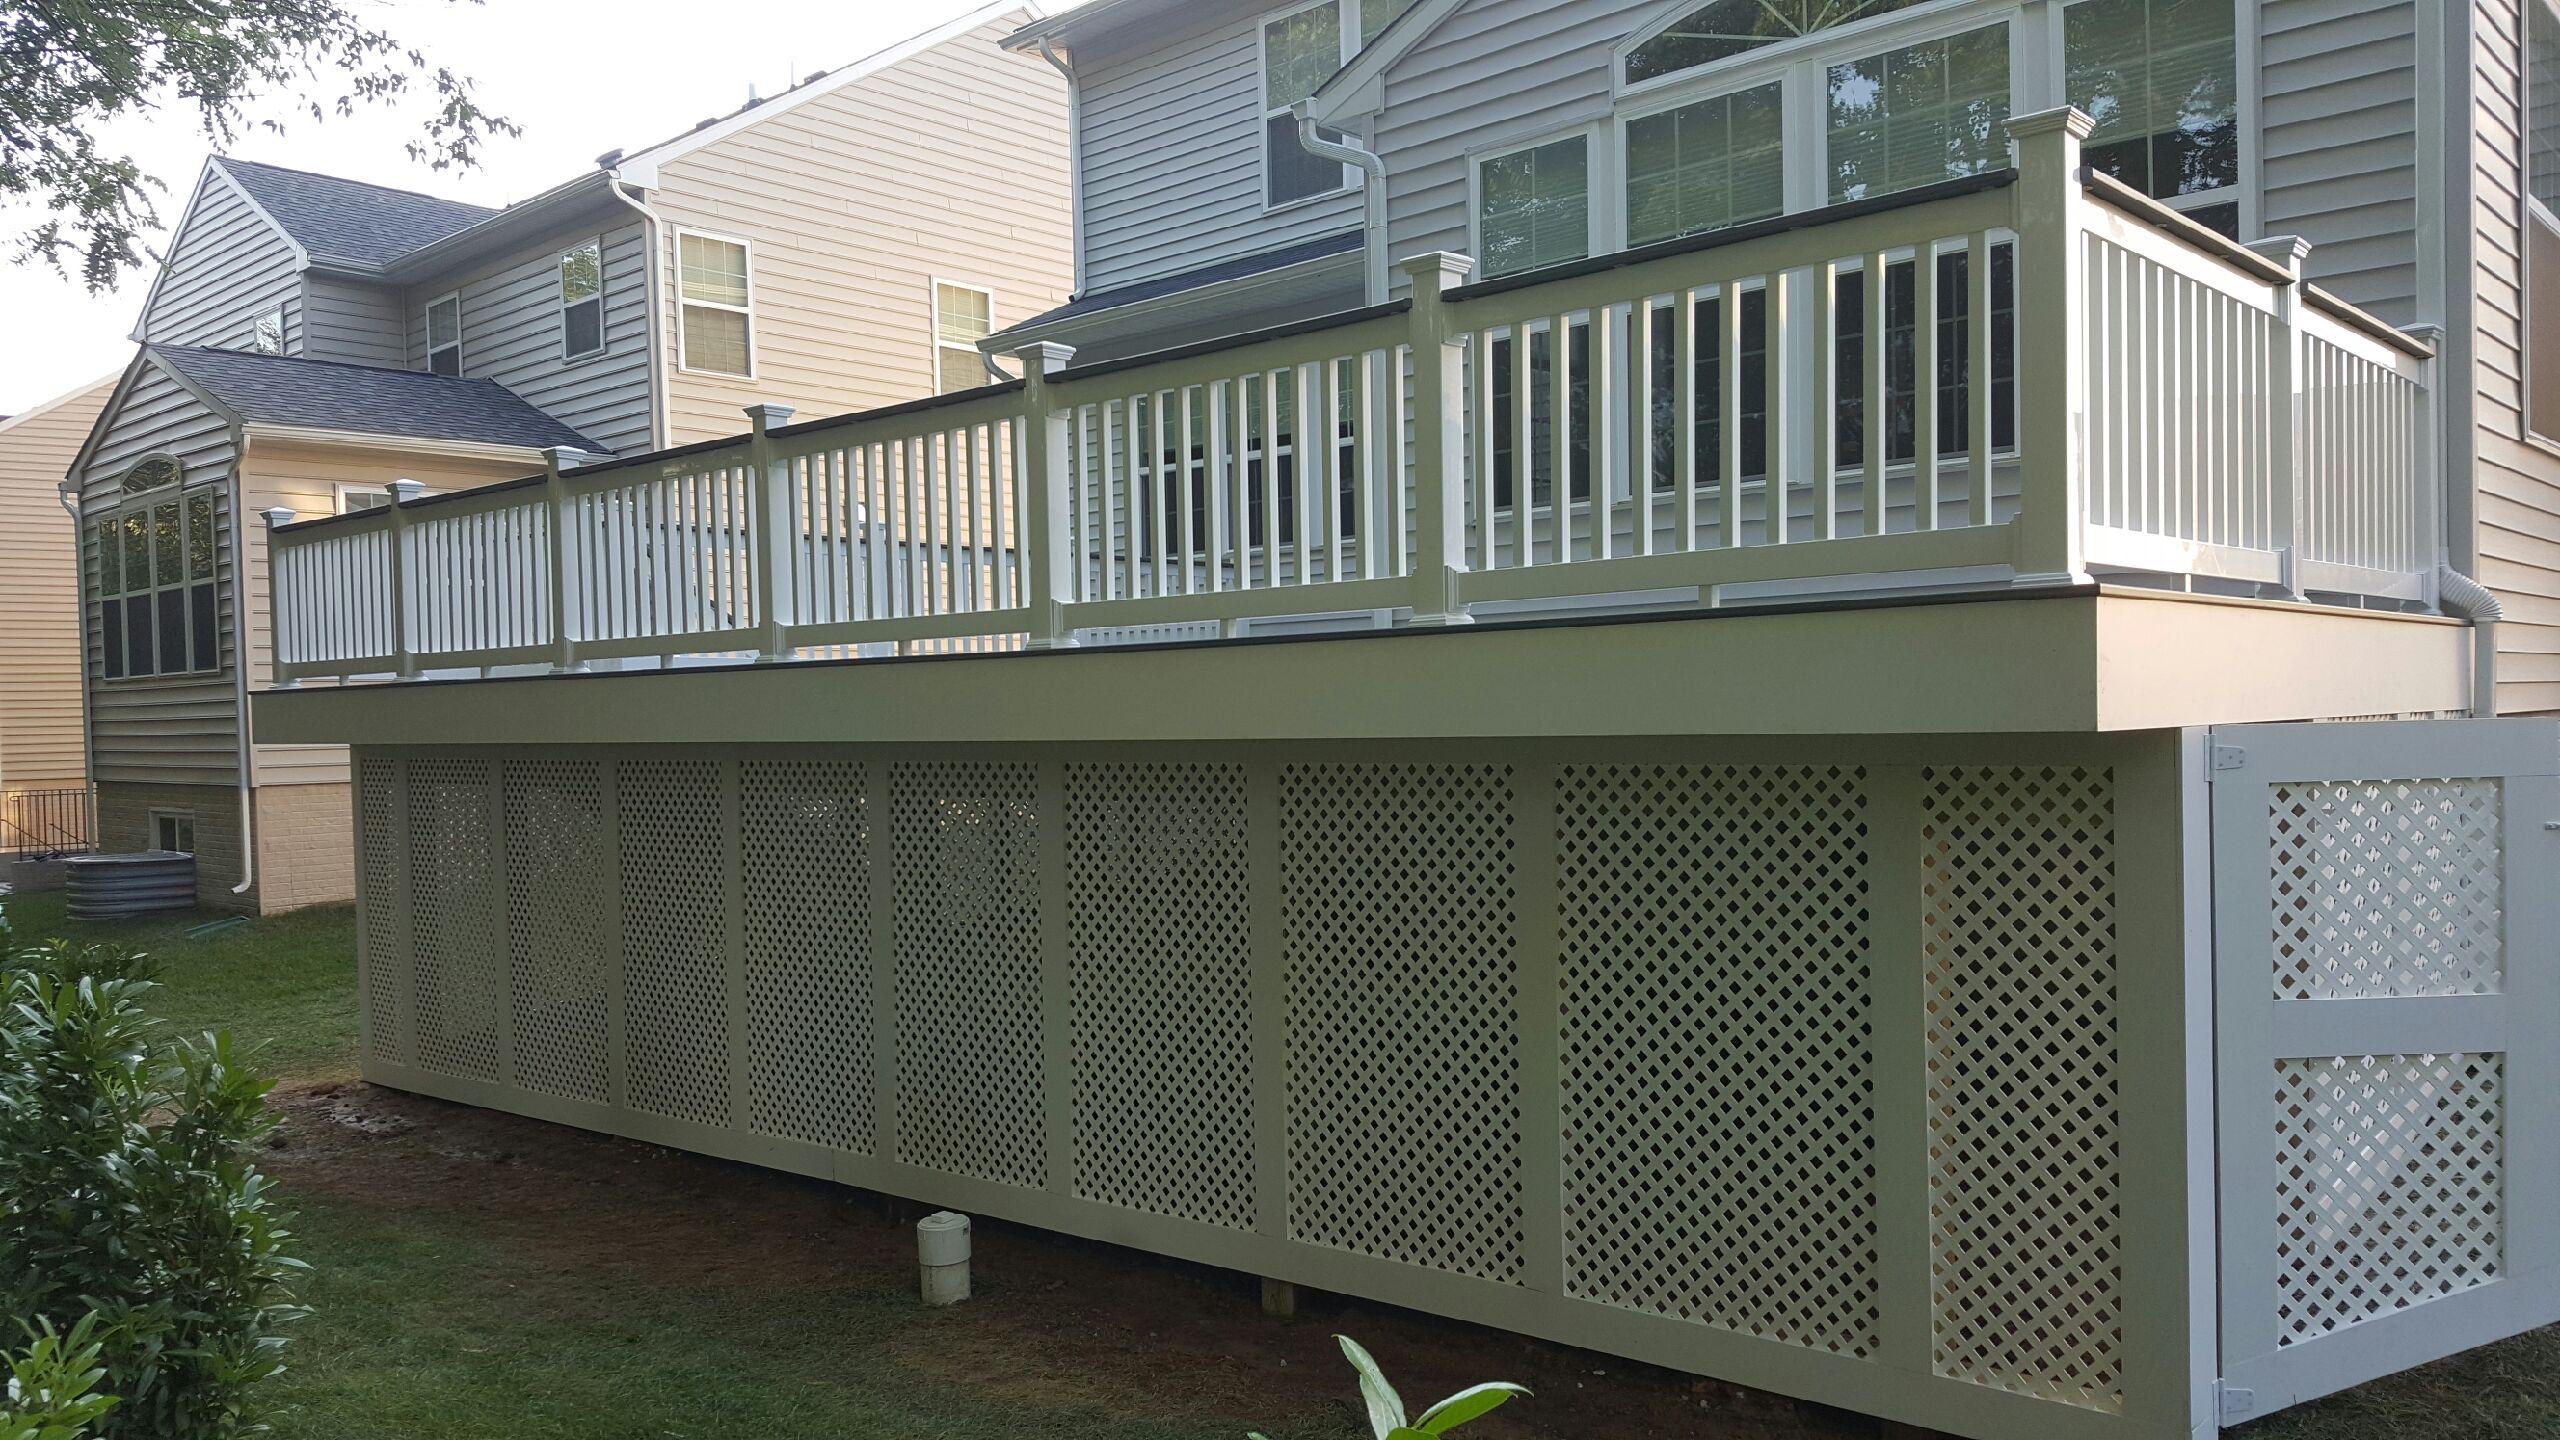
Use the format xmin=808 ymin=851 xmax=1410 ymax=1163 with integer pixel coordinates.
xmin=1306 ymin=0 xmax=1463 ymax=122
xmin=215 ymin=158 xmax=497 ymax=269
xmin=150 ymin=346 xmax=600 ymax=453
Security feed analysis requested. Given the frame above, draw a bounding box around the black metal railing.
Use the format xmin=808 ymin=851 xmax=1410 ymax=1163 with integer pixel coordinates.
xmin=1 ymin=789 xmax=94 ymax=858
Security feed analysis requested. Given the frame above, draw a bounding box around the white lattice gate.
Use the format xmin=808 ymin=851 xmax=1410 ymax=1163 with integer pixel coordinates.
xmin=2208 ymin=720 xmax=2560 ymax=1426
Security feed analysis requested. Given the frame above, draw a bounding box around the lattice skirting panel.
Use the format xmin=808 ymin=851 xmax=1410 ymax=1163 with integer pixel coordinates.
xmin=352 ymin=737 xmax=2201 ymax=1440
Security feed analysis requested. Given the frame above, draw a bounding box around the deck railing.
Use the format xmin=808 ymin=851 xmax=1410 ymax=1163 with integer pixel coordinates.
xmin=264 ymin=107 xmax=2441 ymax=684
xmin=1 ymin=788 xmax=93 ymax=858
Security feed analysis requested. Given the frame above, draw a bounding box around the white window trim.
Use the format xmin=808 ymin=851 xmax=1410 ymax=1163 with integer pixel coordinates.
xmin=930 ymin=277 xmax=998 ymax=393
xmin=1466 ymin=123 xmax=1615 ymax=279
xmin=2525 ymin=0 xmax=2560 ymax=450
xmin=1259 ymin=0 xmax=1363 ymax=214
xmin=333 ymin=483 xmax=397 ymax=515
xmin=93 ymin=481 xmax=220 ymax=682
xmin=559 ymin=236 xmax=608 ymax=363
xmin=150 ymin=810 xmax=196 ymax=854
xmin=673 ymin=227 xmax=757 ymax=380
xmin=423 ymin=291 xmax=463 ymax=376
xmin=251 ymin=304 xmax=285 ymax=355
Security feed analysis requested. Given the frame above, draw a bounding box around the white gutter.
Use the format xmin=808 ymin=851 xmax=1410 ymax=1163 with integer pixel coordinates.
xmin=600 ymin=173 xmax=674 ymax=450
xmin=227 ymin=426 xmax=258 ymax=897
xmin=53 ymin=480 xmax=100 ymax=853
xmin=2436 ymin=562 xmax=2504 ymax=718
xmin=1034 ymin=36 xmax=1087 ymax=296
xmin=1292 ymin=100 xmax=1388 ymax=305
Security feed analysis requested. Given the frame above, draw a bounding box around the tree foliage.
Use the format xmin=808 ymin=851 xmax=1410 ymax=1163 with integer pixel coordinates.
xmin=0 ymin=0 xmax=519 ymax=290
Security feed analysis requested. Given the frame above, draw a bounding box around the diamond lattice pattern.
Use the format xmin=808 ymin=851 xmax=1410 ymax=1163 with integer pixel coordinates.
xmin=1281 ymin=764 xmax=1522 ymax=1284
xmin=1066 ymin=763 xmax=1256 ymax=1230
xmin=2269 ymin=779 xmax=2504 ymax=1000
xmin=1558 ymin=764 xmax=1880 ymax=1355
xmin=1921 ymin=766 xmax=2122 ymax=1412
xmin=357 ymin=755 xmax=407 ymax=1067
xmin=891 ymin=762 xmax=1046 ymax=1189
xmin=741 ymin=760 xmax=874 ymax=1152
xmin=503 ymin=760 xmax=612 ymax=1104
xmin=2274 ymin=1053 xmax=2505 ymax=1344
xmin=618 ymin=759 xmax=733 ymax=1127
xmin=406 ymin=757 xmax=503 ymax=1082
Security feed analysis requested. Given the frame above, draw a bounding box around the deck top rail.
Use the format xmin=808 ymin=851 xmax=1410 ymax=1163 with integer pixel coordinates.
xmin=266 ymin=106 xmax=2440 ymax=683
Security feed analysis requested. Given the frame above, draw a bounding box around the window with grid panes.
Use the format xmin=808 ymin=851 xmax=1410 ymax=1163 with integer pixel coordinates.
xmin=94 ymin=462 xmax=218 ymax=680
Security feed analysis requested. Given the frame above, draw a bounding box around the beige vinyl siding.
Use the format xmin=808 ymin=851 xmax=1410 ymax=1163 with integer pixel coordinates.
xmin=74 ymin=359 xmax=241 ymax=787
xmin=302 ymin=275 xmax=409 ymax=368
xmin=404 ymin=215 xmax=654 ymax=456
xmin=240 ymin=441 xmax=531 ymax=787
xmin=651 ymin=10 xmax=1075 ymax=444
xmin=2260 ymin=0 xmax=2424 ymax=320
xmin=139 ymin=166 xmax=304 ymax=353
xmin=1075 ymin=1 xmax=1368 ymax=295
xmin=2469 ymin=0 xmax=2560 ymax=711
xmin=0 ymin=376 xmax=115 ymax=792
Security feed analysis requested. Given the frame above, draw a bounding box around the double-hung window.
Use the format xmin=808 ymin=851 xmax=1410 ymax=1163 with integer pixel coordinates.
xmin=678 ymin=231 xmax=754 ymax=377
xmin=933 ymin=282 xmax=995 ymax=394
xmin=1476 ymin=135 xmax=1594 ymax=278
xmin=2528 ymin=0 xmax=2560 ymax=441
xmin=1261 ymin=0 xmax=1400 ymax=209
xmin=93 ymin=458 xmax=219 ymax=681
xmin=2063 ymin=0 xmax=2240 ymax=229
xmin=424 ymin=294 xmax=462 ymax=375
xmin=560 ymin=238 xmax=605 ymax=360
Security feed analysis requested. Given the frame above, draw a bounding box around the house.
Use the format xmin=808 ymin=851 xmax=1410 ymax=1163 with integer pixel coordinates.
xmin=66 ymin=1 xmax=1074 ymax=910
xmin=246 ymin=1 xmax=2559 ymax=1438
xmin=0 ymin=374 xmax=116 ymax=858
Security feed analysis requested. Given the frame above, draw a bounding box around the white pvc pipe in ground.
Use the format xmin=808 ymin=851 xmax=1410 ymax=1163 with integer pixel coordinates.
xmin=918 ymin=1210 xmax=971 ymax=1306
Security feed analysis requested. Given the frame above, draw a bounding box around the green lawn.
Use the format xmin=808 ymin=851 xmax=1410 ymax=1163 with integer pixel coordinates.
xmin=4 ymin=886 xmax=2554 ymax=1440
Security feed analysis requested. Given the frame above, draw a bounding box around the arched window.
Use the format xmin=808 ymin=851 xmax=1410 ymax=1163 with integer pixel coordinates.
xmin=119 ymin=453 xmax=180 ymax=495
xmin=93 ymin=456 xmax=218 ymax=680
xmin=1624 ymin=0 xmax=1933 ymax=85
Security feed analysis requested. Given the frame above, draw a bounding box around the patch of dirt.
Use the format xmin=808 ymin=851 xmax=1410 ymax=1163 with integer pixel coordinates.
xmin=263 ymin=1080 xmax=1881 ymax=1439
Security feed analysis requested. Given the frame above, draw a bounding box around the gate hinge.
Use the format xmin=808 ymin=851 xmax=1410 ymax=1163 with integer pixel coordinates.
xmin=2216 ymin=1381 xmax=2258 ymax=1423
xmin=2209 ymin=743 xmax=2248 ymax=778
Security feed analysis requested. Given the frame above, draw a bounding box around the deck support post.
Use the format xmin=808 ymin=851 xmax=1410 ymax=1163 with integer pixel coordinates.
xmin=1400 ymin=251 xmax=1476 ymax=627
xmin=259 ymin=507 xmax=300 ymax=687
xmin=542 ymin=446 xmax=590 ymax=673
xmin=384 ymin=478 xmax=424 ymax=677
xmin=745 ymin=404 xmax=798 ymax=663
xmin=1015 ymin=341 xmax=1080 ymax=649
xmin=2245 ymin=236 xmax=2313 ymax=599
xmin=1259 ymin=1277 xmax=1298 ymax=1319
xmin=2005 ymin=107 xmax=2095 ymax=588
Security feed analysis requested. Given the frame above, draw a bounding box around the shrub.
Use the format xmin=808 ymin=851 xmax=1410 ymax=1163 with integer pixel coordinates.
xmin=1252 ymin=1335 xmax=1529 ymax=1439
xmin=1 ymin=1316 xmax=118 ymax=1440
xmin=0 ymin=915 xmax=304 ymax=1440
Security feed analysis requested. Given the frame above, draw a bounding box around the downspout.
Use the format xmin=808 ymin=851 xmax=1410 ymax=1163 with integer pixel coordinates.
xmin=227 ymin=427 xmax=256 ymax=897
xmin=1292 ymin=100 xmax=1389 ymax=306
xmin=2436 ymin=563 xmax=2504 ymax=718
xmin=601 ymin=166 xmax=674 ymax=450
xmin=1034 ymin=37 xmax=1087 ymax=298
xmin=53 ymin=481 xmax=99 ymax=854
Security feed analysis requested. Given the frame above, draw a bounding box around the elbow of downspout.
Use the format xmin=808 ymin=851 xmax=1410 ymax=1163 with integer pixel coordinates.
xmin=1035 ymin=37 xmax=1087 ymax=298
xmin=603 ymin=172 xmax=672 ymax=450
xmin=1292 ymin=101 xmax=1387 ymax=306
xmin=2436 ymin=563 xmax=2503 ymax=718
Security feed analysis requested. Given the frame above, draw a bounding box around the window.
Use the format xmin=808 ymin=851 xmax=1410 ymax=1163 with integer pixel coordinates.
xmin=1625 ymin=84 xmax=1786 ymax=246
xmin=1264 ymin=2 xmax=1355 ymax=207
xmin=560 ymin=238 xmax=605 ymax=360
xmin=93 ymin=463 xmax=218 ymax=681
xmin=2529 ymin=0 xmax=2560 ymax=441
xmin=251 ymin=305 xmax=283 ymax=355
xmin=335 ymin=484 xmax=393 ymax=514
xmin=932 ymin=282 xmax=995 ymax=394
xmin=678 ymin=232 xmax=753 ymax=376
xmin=1626 ymin=0 xmax=1934 ymax=85
xmin=2064 ymin=0 xmax=2238 ymax=215
xmin=1476 ymin=136 xmax=1593 ymax=278
xmin=152 ymin=812 xmax=195 ymax=855
xmin=1826 ymin=23 xmax=2012 ymax=204
xmin=424 ymin=293 xmax=462 ymax=376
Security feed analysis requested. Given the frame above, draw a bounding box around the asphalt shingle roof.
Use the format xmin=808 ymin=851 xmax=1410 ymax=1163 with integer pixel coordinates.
xmin=1011 ymin=231 xmax=1363 ymax=332
xmin=153 ymin=346 xmax=601 ymax=453
xmin=219 ymin=158 xmax=496 ymax=268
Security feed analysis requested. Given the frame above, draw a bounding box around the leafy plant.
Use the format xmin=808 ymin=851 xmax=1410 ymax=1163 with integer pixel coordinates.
xmin=0 ymin=931 xmax=305 ymax=1440
xmin=0 ymin=1315 xmax=119 ymax=1440
xmin=1253 ymin=1335 xmax=1529 ymax=1440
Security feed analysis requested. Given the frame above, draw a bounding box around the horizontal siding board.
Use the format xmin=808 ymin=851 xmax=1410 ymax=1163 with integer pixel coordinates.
xmin=0 ymin=378 xmax=116 ymax=791
xmin=142 ymin=169 xmax=305 ymax=354
xmin=404 ymin=216 xmax=653 ymax=457
xmin=302 ymin=276 xmax=408 ymax=368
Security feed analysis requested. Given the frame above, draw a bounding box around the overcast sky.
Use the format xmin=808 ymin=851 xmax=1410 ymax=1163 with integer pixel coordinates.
xmin=0 ymin=0 xmax=1086 ymax=416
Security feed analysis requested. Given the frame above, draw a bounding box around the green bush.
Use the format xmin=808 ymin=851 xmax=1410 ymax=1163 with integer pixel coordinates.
xmin=1253 ymin=1335 xmax=1529 ymax=1440
xmin=1 ymin=1316 xmax=119 ymax=1440
xmin=0 ymin=906 xmax=305 ymax=1439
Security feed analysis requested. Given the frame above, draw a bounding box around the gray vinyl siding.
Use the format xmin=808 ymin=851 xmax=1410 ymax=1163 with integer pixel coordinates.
xmin=1077 ymin=2 xmax=1365 ymax=293
xmin=301 ymin=275 xmax=408 ymax=368
xmin=74 ymin=360 xmax=240 ymax=788
xmin=1373 ymin=0 xmax=1648 ymax=272
xmin=404 ymin=220 xmax=652 ymax=456
xmin=2259 ymin=0 xmax=2424 ymax=321
xmin=139 ymin=168 xmax=304 ymax=354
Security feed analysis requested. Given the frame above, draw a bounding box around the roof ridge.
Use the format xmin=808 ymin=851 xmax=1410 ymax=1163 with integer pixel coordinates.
xmin=214 ymin=155 xmax=499 ymax=214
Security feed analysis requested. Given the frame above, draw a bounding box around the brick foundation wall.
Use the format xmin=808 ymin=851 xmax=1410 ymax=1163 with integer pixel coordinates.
xmin=252 ymin=782 xmax=354 ymax=913
xmin=95 ymin=781 xmax=248 ymax=909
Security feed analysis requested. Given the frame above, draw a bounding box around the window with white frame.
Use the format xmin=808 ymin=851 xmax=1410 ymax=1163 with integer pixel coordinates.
xmin=251 ymin=305 xmax=284 ymax=355
xmin=1264 ymin=2 xmax=1355 ymax=207
xmin=678 ymin=232 xmax=753 ymax=376
xmin=335 ymin=484 xmax=393 ymax=514
xmin=1476 ymin=136 xmax=1593 ymax=278
xmin=560 ymin=238 xmax=605 ymax=360
xmin=1825 ymin=21 xmax=2012 ymax=203
xmin=2064 ymin=0 xmax=2239 ymax=225
xmin=932 ymin=282 xmax=995 ymax=394
xmin=424 ymin=293 xmax=462 ymax=375
xmin=92 ymin=457 xmax=219 ymax=681
xmin=152 ymin=811 xmax=196 ymax=855
xmin=1624 ymin=84 xmax=1786 ymax=246
xmin=2528 ymin=0 xmax=2560 ymax=441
